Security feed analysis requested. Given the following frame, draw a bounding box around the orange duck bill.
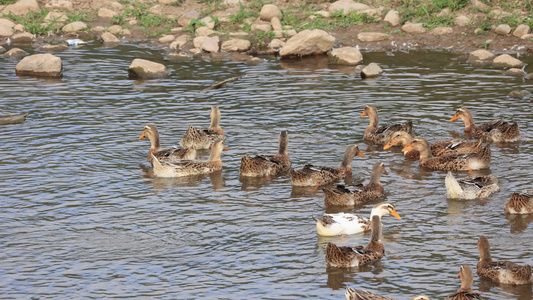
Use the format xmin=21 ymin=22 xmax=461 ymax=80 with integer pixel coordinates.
xmin=390 ymin=209 xmax=401 ymax=219
xmin=360 ymin=111 xmax=367 ymax=117
xmin=402 ymin=144 xmax=414 ymax=152
xmin=449 ymin=113 xmax=458 ymax=122
xmin=357 ymin=151 xmax=365 ymax=157
xmin=139 ymin=132 xmax=146 ymax=140
xmin=383 ymin=140 xmax=396 ymax=150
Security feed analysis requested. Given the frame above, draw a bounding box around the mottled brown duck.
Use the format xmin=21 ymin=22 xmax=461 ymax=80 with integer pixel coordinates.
xmin=323 ymin=162 xmax=387 ymax=207
xmin=291 ymin=145 xmax=365 ymax=187
xmin=139 ymin=124 xmax=197 ymax=164
xmin=239 ymin=131 xmax=291 ymax=177
xmin=445 ymin=171 xmax=500 ymax=199
xmin=449 ymin=107 xmax=521 ymax=142
xmin=445 ymin=265 xmax=483 ymax=300
xmin=360 ymin=104 xmax=414 ymax=144
xmin=345 ymin=287 xmax=430 ymax=300
xmin=504 ymin=190 xmax=533 ymax=214
xmin=402 ymin=138 xmax=491 ymax=171
xmin=179 ymin=106 xmax=226 ymax=149
xmin=477 ymin=236 xmax=532 ymax=285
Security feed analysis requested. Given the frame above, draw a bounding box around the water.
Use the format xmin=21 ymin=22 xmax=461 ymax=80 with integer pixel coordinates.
xmin=1 ymin=43 xmax=532 ymax=299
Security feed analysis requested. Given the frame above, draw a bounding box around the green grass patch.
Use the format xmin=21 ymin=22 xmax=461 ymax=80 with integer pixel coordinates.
xmin=1 ymin=9 xmax=63 ymax=35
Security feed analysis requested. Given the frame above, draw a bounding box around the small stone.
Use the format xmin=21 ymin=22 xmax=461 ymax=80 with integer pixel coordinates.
xmin=202 ymin=36 xmax=220 ymax=53
xmin=0 ymin=18 xmax=16 ymax=28
xmin=62 ymin=21 xmax=87 ymax=33
xmin=246 ymin=57 xmax=263 ymax=66
xmin=513 ymin=24 xmax=530 ymax=38
xmin=271 ymin=17 xmax=282 ymax=32
xmin=492 ymin=54 xmax=524 ymax=69
xmin=328 ymin=47 xmax=363 ymax=65
xmin=221 ymin=39 xmax=250 ymax=52
xmin=357 ymin=32 xmax=392 ymax=42
xmin=279 ymin=29 xmax=335 ymax=57
xmin=193 ymin=36 xmax=208 ymax=49
xmin=40 ymin=44 xmax=69 ymax=52
xmin=455 ymin=15 xmax=470 ymax=26
xmin=167 ymin=51 xmax=193 ymax=61
xmin=158 ymin=34 xmax=175 ymax=44
xmin=98 ymin=7 xmax=117 ymax=19
xmin=108 ymin=25 xmax=122 ymax=34
xmin=269 ymin=39 xmax=285 ymax=50
xmin=314 ymin=11 xmax=329 ymax=18
xmin=200 ymin=16 xmax=216 ymax=29
xmin=92 ymin=26 xmax=105 ymax=32
xmin=494 ymin=24 xmax=511 ymax=35
xmin=121 ymin=29 xmax=131 ymax=36
xmin=0 ymin=24 xmax=14 ymax=37
xmin=195 ymin=26 xmax=216 ymax=36
xmin=384 ymin=9 xmax=400 ymax=26
xmin=505 ymin=68 xmax=524 ymax=77
xmin=252 ymin=23 xmax=272 ymax=32
xmin=10 ymin=32 xmax=34 ymax=44
xmin=15 ymin=53 xmax=62 ymax=77
xmin=230 ymin=32 xmax=249 ymax=38
xmin=361 ymin=62 xmax=383 ymax=78
xmin=45 ymin=0 xmax=73 ymax=11
xmin=13 ymin=24 xmax=25 ymax=32
xmin=169 ymin=34 xmax=190 ymax=50
xmin=521 ymin=33 xmax=533 ymax=40
xmin=437 ymin=8 xmax=450 ymax=17
xmin=4 ymin=47 xmax=28 ymax=58
xmin=101 ymin=32 xmax=120 ymax=43
xmin=2 ymin=0 xmax=40 ymax=15
xmin=402 ymin=23 xmax=426 ymax=33
xmin=128 ymin=58 xmax=168 ymax=79
xmin=429 ymin=27 xmax=453 ymax=35
xmin=329 ymin=0 xmax=370 ymax=15
xmin=260 ymin=4 xmax=281 ymax=21
xmin=178 ymin=10 xmax=200 ymax=27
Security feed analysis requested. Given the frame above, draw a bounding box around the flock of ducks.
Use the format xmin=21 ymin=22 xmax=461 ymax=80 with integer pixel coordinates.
xmin=138 ymin=105 xmax=532 ymax=299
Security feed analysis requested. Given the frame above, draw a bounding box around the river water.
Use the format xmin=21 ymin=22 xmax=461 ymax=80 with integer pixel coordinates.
xmin=1 ymin=43 xmax=532 ymax=299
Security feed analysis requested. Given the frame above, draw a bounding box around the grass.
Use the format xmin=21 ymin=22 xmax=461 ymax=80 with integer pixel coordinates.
xmin=1 ymin=9 xmax=62 ymax=35
xmin=0 ymin=0 xmax=15 ymax=4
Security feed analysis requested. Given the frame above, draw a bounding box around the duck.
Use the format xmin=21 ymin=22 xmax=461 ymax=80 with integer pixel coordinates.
xmin=445 ymin=265 xmax=483 ymax=300
xmin=291 ymin=145 xmax=365 ymax=187
xmin=325 ymin=215 xmax=384 ymax=268
xmin=323 ymin=162 xmax=388 ymax=207
xmin=179 ymin=106 xmax=226 ymax=149
xmin=504 ymin=190 xmax=533 ymax=214
xmin=360 ymin=104 xmax=414 ymax=144
xmin=449 ymin=107 xmax=521 ymax=142
xmin=314 ymin=202 xmax=401 ymax=236
xmin=445 ymin=171 xmax=499 ymax=199
xmin=239 ymin=131 xmax=291 ymax=177
xmin=345 ymin=287 xmax=430 ymax=300
xmin=139 ymin=125 xmax=197 ymax=164
xmin=151 ymin=140 xmax=226 ymax=177
xmin=383 ymin=131 xmax=483 ymax=160
xmin=402 ymin=138 xmax=491 ymax=171
xmin=476 ymin=236 xmax=532 ymax=285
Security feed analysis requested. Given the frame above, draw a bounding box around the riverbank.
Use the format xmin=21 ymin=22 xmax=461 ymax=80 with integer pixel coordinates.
xmin=1 ymin=0 xmax=533 ymax=56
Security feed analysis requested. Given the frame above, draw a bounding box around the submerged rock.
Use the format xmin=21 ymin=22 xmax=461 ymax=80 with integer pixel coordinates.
xmin=4 ymin=47 xmax=28 ymax=59
xmin=101 ymin=32 xmax=120 ymax=44
xmin=361 ymin=62 xmax=383 ymax=78
xmin=508 ymin=90 xmax=532 ymax=99
xmin=505 ymin=68 xmax=524 ymax=77
xmin=0 ymin=113 xmax=28 ymax=125
xmin=328 ymin=47 xmax=363 ymax=65
xmin=279 ymin=29 xmax=335 ymax=57
xmin=15 ymin=53 xmax=62 ymax=78
xmin=128 ymin=59 xmax=168 ymax=79
xmin=466 ymin=49 xmax=495 ymax=66
xmin=492 ymin=54 xmax=524 ymax=69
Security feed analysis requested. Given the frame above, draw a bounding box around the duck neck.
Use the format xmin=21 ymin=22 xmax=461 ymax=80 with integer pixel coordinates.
xmin=150 ymin=133 xmax=161 ymax=151
xmin=277 ymin=133 xmax=289 ymax=156
xmin=417 ymin=143 xmax=432 ymax=162
xmin=209 ymin=108 xmax=221 ymax=129
xmin=208 ymin=144 xmax=222 ymax=162
xmin=367 ymin=112 xmax=378 ymax=129
xmin=461 ymin=112 xmax=476 ymax=132
xmin=340 ymin=148 xmax=355 ymax=169
xmin=369 ymin=170 xmax=382 ymax=184
xmin=478 ymin=245 xmax=493 ymax=264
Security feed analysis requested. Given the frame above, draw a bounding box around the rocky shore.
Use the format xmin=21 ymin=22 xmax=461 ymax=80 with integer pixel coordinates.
xmin=1 ymin=0 xmax=533 ymax=87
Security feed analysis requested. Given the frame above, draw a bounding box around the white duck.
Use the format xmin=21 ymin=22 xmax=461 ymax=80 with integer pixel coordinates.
xmin=313 ymin=202 xmax=401 ymax=236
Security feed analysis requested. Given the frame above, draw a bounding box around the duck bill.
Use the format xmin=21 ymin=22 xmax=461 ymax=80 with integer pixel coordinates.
xmin=449 ymin=114 xmax=458 ymax=122
xmin=357 ymin=151 xmax=365 ymax=157
xmin=402 ymin=144 xmax=413 ymax=152
xmin=457 ymin=273 xmax=461 ymax=278
xmin=139 ymin=132 xmax=146 ymax=140
xmin=360 ymin=111 xmax=367 ymax=117
xmin=383 ymin=169 xmax=389 ymax=175
xmin=223 ymin=146 xmax=229 ymax=151
xmin=390 ymin=209 xmax=401 ymax=219
xmin=383 ymin=141 xmax=394 ymax=150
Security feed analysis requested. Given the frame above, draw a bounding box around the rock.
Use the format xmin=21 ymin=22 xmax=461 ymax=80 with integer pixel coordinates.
xmin=521 ymin=33 xmax=533 ymax=40
xmin=252 ymin=23 xmax=271 ymax=32
xmin=429 ymin=27 xmax=453 ymax=35
xmin=361 ymin=62 xmax=383 ymax=78
xmin=108 ymin=25 xmax=122 ymax=34
xmin=93 ymin=25 xmax=105 ymax=32
xmin=167 ymin=51 xmax=193 ymax=61
xmin=128 ymin=59 xmax=168 ymax=79
xmin=247 ymin=57 xmax=263 ymax=66
xmin=470 ymin=0 xmax=488 ymax=10
xmin=328 ymin=0 xmax=370 ymax=15
xmin=315 ymin=11 xmax=330 ymax=18
xmin=169 ymin=34 xmax=190 ymax=50
xmin=10 ymin=32 xmax=34 ymax=44
xmin=200 ymin=16 xmax=216 ymax=29
xmin=13 ymin=24 xmax=24 ymax=32
xmin=494 ymin=24 xmax=511 ymax=35
xmin=260 ymin=4 xmax=281 ymax=21
xmin=357 ymin=32 xmax=392 ymax=42
xmin=279 ymin=29 xmax=335 ymax=57
xmin=158 ymin=34 xmax=175 ymax=43
xmin=384 ymin=9 xmax=400 ymax=26
xmin=271 ymin=17 xmax=282 ymax=31
xmin=40 ymin=44 xmax=69 ymax=52
xmin=467 ymin=49 xmax=495 ymax=63
xmin=202 ymin=36 xmax=220 ymax=53
xmin=178 ymin=10 xmax=200 ymax=27
xmin=402 ymin=23 xmax=426 ymax=33
xmin=328 ymin=47 xmax=363 ymax=65
xmin=505 ymin=68 xmax=524 ymax=77
xmin=492 ymin=54 xmax=524 ymax=69
xmin=159 ymin=0 xmax=175 ymax=4
xmin=101 ymin=32 xmax=120 ymax=43
xmin=437 ymin=8 xmax=450 ymax=17
xmin=44 ymin=12 xmax=68 ymax=23
xmin=508 ymin=90 xmax=532 ymax=99
xmin=513 ymin=24 xmax=530 ymax=38
xmin=269 ymin=39 xmax=285 ymax=50
xmin=3 ymin=47 xmax=28 ymax=58
xmin=149 ymin=5 xmax=163 ymax=16
xmin=0 ymin=18 xmax=16 ymax=28
xmin=2 ymin=0 xmax=39 ymax=15
xmin=45 ymin=0 xmax=73 ymax=11
xmin=455 ymin=15 xmax=470 ymax=26
xmin=221 ymin=39 xmax=250 ymax=52
xmin=0 ymin=45 xmax=4 ymax=53
xmin=195 ymin=26 xmax=216 ymax=36
xmin=193 ymin=36 xmax=208 ymax=49
xmin=121 ymin=29 xmax=131 ymax=36
xmin=0 ymin=113 xmax=28 ymax=125
xmin=15 ymin=53 xmax=62 ymax=77
xmin=223 ymin=0 xmax=240 ymax=6
xmin=0 ymin=23 xmax=14 ymax=37
xmin=62 ymin=21 xmax=87 ymax=33
xmin=230 ymin=32 xmax=248 ymax=38
xmin=98 ymin=7 xmax=117 ymax=19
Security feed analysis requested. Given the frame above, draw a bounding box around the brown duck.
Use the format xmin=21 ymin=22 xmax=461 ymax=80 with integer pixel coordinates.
xmin=139 ymin=124 xmax=197 ymax=164
xmin=323 ymin=162 xmax=387 ymax=207
xmin=383 ymin=131 xmax=483 ymax=160
xmin=449 ymin=107 xmax=521 ymax=142
xmin=445 ymin=265 xmax=483 ymax=300
xmin=402 ymin=138 xmax=491 ymax=171
xmin=360 ymin=104 xmax=414 ymax=144
xmin=504 ymin=190 xmax=533 ymax=214
xmin=239 ymin=131 xmax=291 ymax=177
xmin=325 ymin=215 xmax=384 ymax=268
xmin=345 ymin=286 xmax=429 ymax=300
xmin=291 ymin=145 xmax=365 ymax=186
xmin=477 ymin=236 xmax=532 ymax=285
xmin=179 ymin=106 xmax=226 ymax=149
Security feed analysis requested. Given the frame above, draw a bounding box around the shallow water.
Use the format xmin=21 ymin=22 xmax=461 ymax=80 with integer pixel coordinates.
xmin=1 ymin=42 xmax=532 ymax=299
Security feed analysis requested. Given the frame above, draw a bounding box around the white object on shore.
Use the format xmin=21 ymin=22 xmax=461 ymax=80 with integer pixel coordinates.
xmin=66 ymin=39 xmax=87 ymax=46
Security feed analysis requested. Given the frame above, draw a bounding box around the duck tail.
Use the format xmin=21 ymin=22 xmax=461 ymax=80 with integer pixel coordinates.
xmin=445 ymin=171 xmax=463 ymax=198
xmin=479 ymin=142 xmax=491 ymax=161
xmin=325 ymin=242 xmax=342 ymax=262
xmin=151 ymin=153 xmax=163 ymax=171
xmin=405 ymin=120 xmax=414 ymax=135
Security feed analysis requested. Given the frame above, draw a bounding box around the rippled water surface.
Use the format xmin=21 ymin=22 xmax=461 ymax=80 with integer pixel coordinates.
xmin=1 ymin=44 xmax=532 ymax=299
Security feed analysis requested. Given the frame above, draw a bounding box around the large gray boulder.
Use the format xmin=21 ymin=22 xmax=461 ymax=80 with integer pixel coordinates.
xmin=128 ymin=59 xmax=168 ymax=79
xmin=2 ymin=0 xmax=39 ymax=15
xmin=279 ymin=29 xmax=335 ymax=57
xmin=492 ymin=54 xmax=524 ymax=69
xmin=15 ymin=53 xmax=62 ymax=77
xmin=328 ymin=47 xmax=363 ymax=65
